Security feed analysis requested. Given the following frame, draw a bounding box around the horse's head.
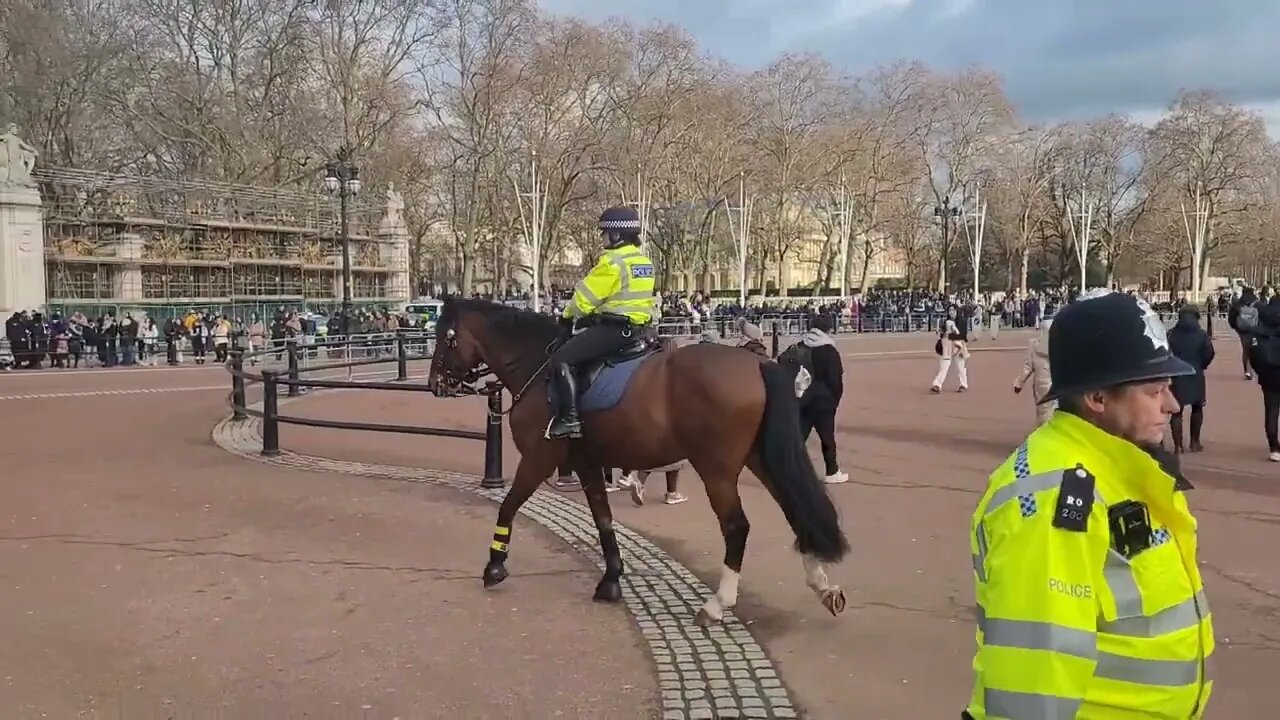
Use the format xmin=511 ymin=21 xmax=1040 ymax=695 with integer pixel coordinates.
xmin=427 ymin=300 xmax=488 ymax=397
xmin=426 ymin=298 xmax=562 ymax=397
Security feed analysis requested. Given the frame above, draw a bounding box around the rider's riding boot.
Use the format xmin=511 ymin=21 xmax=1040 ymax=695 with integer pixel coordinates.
xmin=547 ymin=364 xmax=583 ymax=439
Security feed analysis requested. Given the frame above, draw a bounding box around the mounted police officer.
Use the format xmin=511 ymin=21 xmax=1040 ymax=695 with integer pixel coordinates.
xmin=546 ymin=206 xmax=657 ymax=439
xmin=964 ymin=290 xmax=1214 ymax=719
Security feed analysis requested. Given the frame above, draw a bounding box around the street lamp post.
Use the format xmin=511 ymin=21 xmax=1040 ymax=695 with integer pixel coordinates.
xmin=934 ymin=196 xmax=962 ymax=291
xmin=323 ymin=147 xmax=362 ymax=337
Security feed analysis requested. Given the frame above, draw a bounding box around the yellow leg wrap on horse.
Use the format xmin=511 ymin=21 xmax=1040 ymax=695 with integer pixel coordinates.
xmin=494 ymin=526 xmax=511 ymax=537
xmin=491 ymin=540 xmax=510 ymax=553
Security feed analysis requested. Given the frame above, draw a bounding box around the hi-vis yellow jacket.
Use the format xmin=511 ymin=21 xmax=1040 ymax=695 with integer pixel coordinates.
xmin=967 ymin=411 xmax=1213 ymax=719
xmin=563 ymin=245 xmax=656 ymax=326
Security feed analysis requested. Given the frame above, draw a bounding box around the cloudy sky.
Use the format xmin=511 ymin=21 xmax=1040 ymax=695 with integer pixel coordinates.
xmin=539 ymin=0 xmax=1280 ymax=136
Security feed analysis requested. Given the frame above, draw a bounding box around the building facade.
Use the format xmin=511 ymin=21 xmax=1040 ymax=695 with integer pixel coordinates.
xmin=36 ymin=168 xmax=410 ymax=319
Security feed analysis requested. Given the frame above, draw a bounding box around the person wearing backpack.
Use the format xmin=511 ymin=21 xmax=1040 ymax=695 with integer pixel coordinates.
xmin=781 ymin=314 xmax=848 ymax=485
xmin=1229 ymin=286 xmax=1260 ymax=380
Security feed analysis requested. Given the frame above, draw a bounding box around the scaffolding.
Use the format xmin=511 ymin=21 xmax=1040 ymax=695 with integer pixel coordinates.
xmin=36 ymin=167 xmax=402 ymax=319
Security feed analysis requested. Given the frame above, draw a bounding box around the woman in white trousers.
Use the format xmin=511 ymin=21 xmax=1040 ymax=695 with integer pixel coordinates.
xmin=931 ymin=305 xmax=970 ymax=393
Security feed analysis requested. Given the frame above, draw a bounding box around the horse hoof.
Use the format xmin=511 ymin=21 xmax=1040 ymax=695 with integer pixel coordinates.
xmin=694 ymin=608 xmax=722 ymax=626
xmin=593 ymin=578 xmax=623 ymax=603
xmin=821 ymin=587 xmax=847 ymax=616
xmin=482 ymin=562 xmax=509 ymax=588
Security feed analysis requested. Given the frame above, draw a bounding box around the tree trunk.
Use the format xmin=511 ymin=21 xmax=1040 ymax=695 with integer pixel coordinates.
xmin=1019 ymin=247 xmax=1030 ymax=294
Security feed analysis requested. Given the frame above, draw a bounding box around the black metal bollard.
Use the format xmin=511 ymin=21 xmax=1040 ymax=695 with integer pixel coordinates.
xmin=396 ymin=333 xmax=408 ymax=381
xmin=286 ymin=339 xmax=300 ymax=397
xmin=262 ymin=370 xmax=281 ymax=456
xmin=231 ymin=349 xmax=247 ymax=421
xmin=481 ymin=382 xmax=505 ymax=489
xmin=770 ymin=322 xmax=781 ymax=358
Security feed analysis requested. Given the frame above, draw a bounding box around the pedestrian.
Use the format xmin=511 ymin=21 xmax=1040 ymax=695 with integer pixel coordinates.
xmin=1228 ymin=286 xmax=1259 ymax=379
xmin=1242 ymin=292 xmax=1280 ymax=461
xmin=1167 ymin=306 xmax=1215 ymax=453
xmin=733 ymin=316 xmax=769 ymax=357
xmin=931 ymin=304 xmax=969 ymax=393
xmin=1012 ymin=317 xmax=1053 ymax=425
xmin=795 ymin=314 xmax=848 ymax=484
xmin=964 ymin=290 xmax=1213 ymax=719
xmin=621 ymin=462 xmax=688 ymax=506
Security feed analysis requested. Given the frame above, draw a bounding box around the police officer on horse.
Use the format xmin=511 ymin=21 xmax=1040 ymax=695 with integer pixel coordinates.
xmin=546 ymin=206 xmax=657 ymax=439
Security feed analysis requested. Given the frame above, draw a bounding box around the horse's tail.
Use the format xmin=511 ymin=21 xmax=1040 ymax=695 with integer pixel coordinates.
xmin=755 ymin=361 xmax=849 ymax=564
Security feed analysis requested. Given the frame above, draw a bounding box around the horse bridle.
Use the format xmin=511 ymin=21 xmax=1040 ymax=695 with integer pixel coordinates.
xmin=434 ymin=327 xmax=553 ymax=415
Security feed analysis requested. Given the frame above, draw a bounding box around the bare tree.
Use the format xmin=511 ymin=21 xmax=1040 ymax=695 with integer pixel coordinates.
xmin=1 ymin=0 xmax=135 ymax=168
xmin=748 ymin=53 xmax=838 ymax=294
xmin=913 ymin=68 xmax=1015 ymax=291
xmin=987 ymin=125 xmax=1060 ymax=292
xmin=423 ymin=0 xmax=532 ymax=295
xmin=1148 ymin=90 xmax=1271 ymax=295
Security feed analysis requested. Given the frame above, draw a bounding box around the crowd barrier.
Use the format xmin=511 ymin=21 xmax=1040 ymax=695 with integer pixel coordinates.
xmin=225 ymin=331 xmax=507 ymax=489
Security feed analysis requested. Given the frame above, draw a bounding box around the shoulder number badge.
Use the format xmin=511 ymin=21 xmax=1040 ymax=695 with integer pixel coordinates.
xmin=1053 ymin=466 xmax=1095 ymax=532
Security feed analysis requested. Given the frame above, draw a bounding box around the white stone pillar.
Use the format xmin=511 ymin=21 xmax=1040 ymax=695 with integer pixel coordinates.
xmin=0 ymin=185 xmax=47 ymax=315
xmin=112 ymin=231 xmax=144 ymax=301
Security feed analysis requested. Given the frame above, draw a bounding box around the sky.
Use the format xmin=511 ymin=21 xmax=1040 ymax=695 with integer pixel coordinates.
xmin=539 ymin=0 xmax=1280 ymax=137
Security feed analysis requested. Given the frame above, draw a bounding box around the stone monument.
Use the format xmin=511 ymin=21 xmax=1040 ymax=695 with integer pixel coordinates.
xmin=0 ymin=125 xmax=47 ymax=315
xmin=377 ymin=182 xmax=411 ymax=305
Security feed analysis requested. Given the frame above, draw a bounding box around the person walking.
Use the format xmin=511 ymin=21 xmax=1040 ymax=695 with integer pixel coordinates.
xmin=963 ymin=290 xmax=1213 ymax=719
xmin=1012 ymin=317 xmax=1053 ymax=425
xmin=1228 ymin=286 xmax=1259 ymax=379
xmin=795 ymin=314 xmax=848 ymax=484
xmin=931 ymin=304 xmax=969 ymax=393
xmin=1168 ymin=306 xmax=1215 ymax=453
xmin=621 ymin=462 xmax=689 ymax=506
xmin=1243 ymin=292 xmax=1280 ymax=461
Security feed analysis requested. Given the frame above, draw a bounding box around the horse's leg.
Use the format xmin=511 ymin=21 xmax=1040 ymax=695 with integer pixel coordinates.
xmin=746 ymin=455 xmax=847 ymax=617
xmin=573 ymin=462 xmax=624 ymax=602
xmin=483 ymin=449 xmax=560 ymax=588
xmin=691 ymin=466 xmax=750 ymax=626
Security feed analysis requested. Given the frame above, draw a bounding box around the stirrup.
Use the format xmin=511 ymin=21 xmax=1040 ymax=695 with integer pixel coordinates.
xmin=545 ymin=416 xmax=583 ymax=440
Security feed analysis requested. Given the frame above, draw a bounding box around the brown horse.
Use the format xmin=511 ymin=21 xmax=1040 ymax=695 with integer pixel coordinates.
xmin=426 ymin=298 xmax=849 ymax=624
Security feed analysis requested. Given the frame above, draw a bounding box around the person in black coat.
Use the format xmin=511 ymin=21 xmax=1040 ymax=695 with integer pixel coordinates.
xmin=1167 ymin=307 xmax=1215 ymax=453
xmin=797 ymin=314 xmax=848 ymax=484
xmin=1246 ymin=295 xmax=1280 ymax=461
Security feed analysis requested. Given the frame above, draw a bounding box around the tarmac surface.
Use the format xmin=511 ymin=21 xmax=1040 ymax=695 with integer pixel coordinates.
xmin=0 ymin=363 xmax=656 ymax=718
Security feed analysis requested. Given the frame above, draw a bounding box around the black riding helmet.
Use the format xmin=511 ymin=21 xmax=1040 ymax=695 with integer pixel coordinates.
xmin=598 ymin=206 xmax=642 ymax=249
xmin=1039 ymin=290 xmax=1194 ymax=404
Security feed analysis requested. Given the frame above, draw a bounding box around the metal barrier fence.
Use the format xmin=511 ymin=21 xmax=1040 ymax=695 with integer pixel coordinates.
xmin=225 ymin=331 xmax=507 ymax=489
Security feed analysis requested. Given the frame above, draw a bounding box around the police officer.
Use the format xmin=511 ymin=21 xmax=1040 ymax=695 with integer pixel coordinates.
xmin=546 ymin=206 xmax=657 ymax=439
xmin=964 ymin=290 xmax=1214 ymax=719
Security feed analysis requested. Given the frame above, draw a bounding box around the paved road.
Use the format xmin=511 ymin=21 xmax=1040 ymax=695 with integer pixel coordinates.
xmin=0 ymin=369 xmax=656 ymax=718
xmin=278 ymin=331 xmax=1278 ymax=718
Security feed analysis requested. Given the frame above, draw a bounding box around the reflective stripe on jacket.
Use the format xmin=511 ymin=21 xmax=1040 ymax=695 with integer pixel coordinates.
xmin=968 ymin=411 xmax=1213 ymax=719
xmin=563 ymin=245 xmax=656 ymax=325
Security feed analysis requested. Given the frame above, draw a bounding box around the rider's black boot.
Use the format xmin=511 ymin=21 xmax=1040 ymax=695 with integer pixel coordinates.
xmin=546 ymin=364 xmax=583 ymax=439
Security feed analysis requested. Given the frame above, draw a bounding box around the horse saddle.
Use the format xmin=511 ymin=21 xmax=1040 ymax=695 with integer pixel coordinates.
xmin=549 ymin=337 xmax=663 ymax=413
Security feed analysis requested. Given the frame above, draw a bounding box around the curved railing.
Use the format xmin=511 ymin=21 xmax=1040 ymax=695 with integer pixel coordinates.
xmin=223 ymin=331 xmax=506 ymax=488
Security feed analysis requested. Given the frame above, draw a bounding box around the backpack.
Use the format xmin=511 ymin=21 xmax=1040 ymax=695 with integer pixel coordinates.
xmin=778 ymin=341 xmax=813 ymax=373
xmin=1237 ymin=303 xmax=1260 ymax=333
xmin=778 ymin=342 xmax=815 ymax=398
